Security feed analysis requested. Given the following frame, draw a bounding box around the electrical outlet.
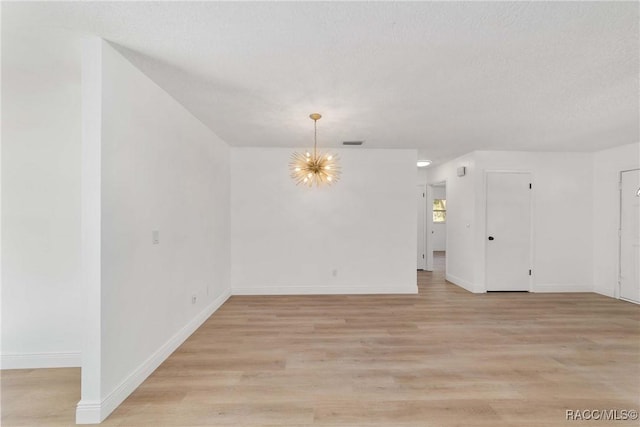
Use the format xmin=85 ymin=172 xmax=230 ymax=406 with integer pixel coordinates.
xmin=332 ymin=269 xmax=338 ymax=277
xmin=152 ymin=230 xmax=160 ymax=245
xmin=191 ymin=295 xmax=197 ymax=304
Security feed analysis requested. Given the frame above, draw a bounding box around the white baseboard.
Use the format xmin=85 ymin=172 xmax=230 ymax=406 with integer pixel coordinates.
xmin=75 ymin=401 xmax=102 ymax=424
xmin=232 ymin=284 xmax=418 ymax=295
xmin=76 ymin=288 xmax=231 ymax=424
xmin=594 ymin=289 xmax=615 ymax=298
xmin=445 ymin=274 xmax=481 ymax=293
xmin=533 ymin=283 xmax=592 ymax=293
xmin=0 ymin=351 xmax=81 ymax=370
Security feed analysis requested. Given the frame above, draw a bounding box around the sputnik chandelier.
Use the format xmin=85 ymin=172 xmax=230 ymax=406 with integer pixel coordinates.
xmin=290 ymin=113 xmax=341 ymax=187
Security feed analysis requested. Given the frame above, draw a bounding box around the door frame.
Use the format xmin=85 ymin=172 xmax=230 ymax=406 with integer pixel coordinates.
xmin=425 ymin=180 xmax=447 ymax=272
xmin=483 ymin=170 xmax=535 ymax=292
xmin=618 ymin=168 xmax=640 ymax=302
xmin=417 ymin=184 xmax=427 ymax=270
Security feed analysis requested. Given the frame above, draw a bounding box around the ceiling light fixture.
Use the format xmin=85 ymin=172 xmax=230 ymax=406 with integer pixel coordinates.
xmin=417 ymin=160 xmax=432 ymax=167
xmin=290 ymin=113 xmax=341 ymax=187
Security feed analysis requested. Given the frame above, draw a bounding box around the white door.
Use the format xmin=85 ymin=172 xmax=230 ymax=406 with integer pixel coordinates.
xmin=486 ymin=172 xmax=532 ymax=291
xmin=620 ymin=169 xmax=640 ymax=303
xmin=425 ymin=185 xmax=434 ymax=272
xmin=417 ymin=185 xmax=426 ymax=269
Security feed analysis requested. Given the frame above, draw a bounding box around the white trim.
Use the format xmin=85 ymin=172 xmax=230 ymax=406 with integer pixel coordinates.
xmin=75 ymin=401 xmax=102 ymax=424
xmin=533 ymin=283 xmax=592 ymax=293
xmin=594 ymin=288 xmax=615 ymax=299
xmin=417 ymin=184 xmax=427 ymax=270
xmin=75 ymin=288 xmax=231 ymax=424
xmin=0 ymin=352 xmax=81 ymax=370
xmin=232 ymin=285 xmax=418 ymax=295
xmin=445 ymin=274 xmax=481 ymax=293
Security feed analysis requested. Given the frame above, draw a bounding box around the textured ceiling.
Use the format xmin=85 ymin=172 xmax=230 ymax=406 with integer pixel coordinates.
xmin=4 ymin=1 xmax=639 ymax=163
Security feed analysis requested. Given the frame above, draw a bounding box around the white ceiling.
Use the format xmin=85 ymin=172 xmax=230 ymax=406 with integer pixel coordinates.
xmin=4 ymin=1 xmax=638 ymax=163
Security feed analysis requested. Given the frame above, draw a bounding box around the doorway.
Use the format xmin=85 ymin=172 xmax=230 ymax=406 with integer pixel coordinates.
xmin=417 ymin=185 xmax=426 ymax=270
xmin=431 ymin=182 xmax=447 ymax=272
xmin=485 ymin=171 xmax=532 ymax=291
xmin=425 ymin=181 xmax=447 ymax=273
xmin=620 ymin=169 xmax=640 ymax=303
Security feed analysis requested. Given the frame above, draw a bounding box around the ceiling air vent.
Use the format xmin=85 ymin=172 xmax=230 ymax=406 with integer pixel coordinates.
xmin=343 ymin=141 xmax=364 ymax=146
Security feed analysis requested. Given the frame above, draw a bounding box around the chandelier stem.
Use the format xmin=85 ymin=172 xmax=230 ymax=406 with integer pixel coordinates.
xmin=314 ymin=118 xmax=317 ymax=158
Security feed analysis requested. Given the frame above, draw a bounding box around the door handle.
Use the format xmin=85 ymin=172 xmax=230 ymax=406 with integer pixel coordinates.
xmin=488 ymin=236 xmax=495 ymax=241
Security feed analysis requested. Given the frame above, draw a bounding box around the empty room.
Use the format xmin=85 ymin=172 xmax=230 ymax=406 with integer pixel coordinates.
xmin=2 ymin=1 xmax=639 ymax=426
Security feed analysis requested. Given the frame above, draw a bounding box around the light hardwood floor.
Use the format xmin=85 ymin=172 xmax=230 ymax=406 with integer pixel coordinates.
xmin=2 ymin=254 xmax=639 ymax=426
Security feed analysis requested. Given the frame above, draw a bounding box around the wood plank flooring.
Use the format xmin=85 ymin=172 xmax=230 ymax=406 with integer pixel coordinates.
xmin=2 ymin=254 xmax=639 ymax=426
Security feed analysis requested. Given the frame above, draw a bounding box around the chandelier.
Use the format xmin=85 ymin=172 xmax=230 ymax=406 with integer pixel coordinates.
xmin=290 ymin=113 xmax=341 ymax=187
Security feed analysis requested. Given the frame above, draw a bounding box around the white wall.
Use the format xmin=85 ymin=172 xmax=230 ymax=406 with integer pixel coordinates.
xmin=431 ymin=186 xmax=447 ymax=251
xmin=426 ymin=152 xmax=477 ymax=290
xmin=593 ymin=143 xmax=640 ymax=297
xmin=474 ymin=151 xmax=594 ymax=293
xmin=1 ymin=28 xmax=83 ymax=368
xmin=231 ymin=148 xmax=417 ymax=294
xmin=77 ymin=39 xmax=231 ymax=423
xmin=428 ymin=150 xmax=595 ymax=293
xmin=417 ymin=167 xmax=428 ymax=184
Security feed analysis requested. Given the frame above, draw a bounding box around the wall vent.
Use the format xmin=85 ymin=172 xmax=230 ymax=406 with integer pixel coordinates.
xmin=343 ymin=141 xmax=364 ymax=146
